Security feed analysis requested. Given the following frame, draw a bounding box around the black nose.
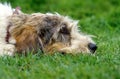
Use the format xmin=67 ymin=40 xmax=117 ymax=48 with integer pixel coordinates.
xmin=88 ymin=43 xmax=97 ymax=53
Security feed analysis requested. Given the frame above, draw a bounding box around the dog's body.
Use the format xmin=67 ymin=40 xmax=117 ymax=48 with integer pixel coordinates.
xmin=0 ymin=3 xmax=97 ymax=56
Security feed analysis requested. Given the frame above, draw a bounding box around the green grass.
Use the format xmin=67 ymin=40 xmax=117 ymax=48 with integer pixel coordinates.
xmin=0 ymin=0 xmax=120 ymax=79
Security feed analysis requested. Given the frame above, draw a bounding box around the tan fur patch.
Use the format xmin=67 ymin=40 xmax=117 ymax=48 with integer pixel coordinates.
xmin=13 ymin=25 xmax=39 ymax=54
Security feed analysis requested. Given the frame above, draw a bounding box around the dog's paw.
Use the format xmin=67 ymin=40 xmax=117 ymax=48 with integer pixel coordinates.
xmin=0 ymin=44 xmax=15 ymax=56
xmin=9 ymin=37 xmax=16 ymax=44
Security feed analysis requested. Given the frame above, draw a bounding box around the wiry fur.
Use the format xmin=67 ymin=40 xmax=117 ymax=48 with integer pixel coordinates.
xmin=0 ymin=3 xmax=97 ymax=56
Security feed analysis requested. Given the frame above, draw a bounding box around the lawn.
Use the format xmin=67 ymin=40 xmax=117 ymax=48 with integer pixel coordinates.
xmin=0 ymin=0 xmax=120 ymax=79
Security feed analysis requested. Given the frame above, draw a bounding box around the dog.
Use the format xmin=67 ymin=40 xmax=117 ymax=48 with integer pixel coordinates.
xmin=0 ymin=3 xmax=97 ymax=56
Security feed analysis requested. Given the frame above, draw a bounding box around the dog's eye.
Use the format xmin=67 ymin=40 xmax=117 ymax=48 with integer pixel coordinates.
xmin=59 ymin=24 xmax=70 ymax=34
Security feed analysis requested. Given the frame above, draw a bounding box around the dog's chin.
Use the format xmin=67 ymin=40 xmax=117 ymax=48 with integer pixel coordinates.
xmin=58 ymin=47 xmax=92 ymax=54
xmin=43 ymin=42 xmax=97 ymax=54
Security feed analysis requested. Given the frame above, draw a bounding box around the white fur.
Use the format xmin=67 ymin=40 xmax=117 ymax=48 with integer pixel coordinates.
xmin=0 ymin=3 xmax=15 ymax=56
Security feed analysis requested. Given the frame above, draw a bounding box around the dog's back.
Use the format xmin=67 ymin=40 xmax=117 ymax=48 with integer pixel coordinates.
xmin=0 ymin=3 xmax=13 ymax=43
xmin=0 ymin=3 xmax=13 ymax=17
xmin=0 ymin=3 xmax=15 ymax=56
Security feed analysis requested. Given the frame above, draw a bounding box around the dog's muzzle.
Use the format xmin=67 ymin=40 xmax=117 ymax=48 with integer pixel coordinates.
xmin=88 ymin=43 xmax=97 ymax=53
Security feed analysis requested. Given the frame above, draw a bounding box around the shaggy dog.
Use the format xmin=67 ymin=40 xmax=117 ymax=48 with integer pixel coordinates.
xmin=0 ymin=3 xmax=97 ymax=56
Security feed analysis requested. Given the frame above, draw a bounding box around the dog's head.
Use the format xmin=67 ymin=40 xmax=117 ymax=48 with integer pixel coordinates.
xmin=31 ymin=13 xmax=97 ymax=54
xmin=10 ymin=13 xmax=97 ymax=54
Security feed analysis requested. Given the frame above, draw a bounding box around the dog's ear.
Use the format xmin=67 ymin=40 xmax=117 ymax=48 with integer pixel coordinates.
xmin=13 ymin=7 xmax=21 ymax=15
xmin=13 ymin=25 xmax=44 ymax=54
xmin=37 ymin=16 xmax=60 ymax=45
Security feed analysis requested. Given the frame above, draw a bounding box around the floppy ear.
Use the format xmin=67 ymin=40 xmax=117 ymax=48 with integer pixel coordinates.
xmin=37 ymin=16 xmax=60 ymax=45
xmin=13 ymin=25 xmax=44 ymax=54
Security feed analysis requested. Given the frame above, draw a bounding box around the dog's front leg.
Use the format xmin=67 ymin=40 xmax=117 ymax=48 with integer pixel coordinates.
xmin=0 ymin=44 xmax=15 ymax=56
